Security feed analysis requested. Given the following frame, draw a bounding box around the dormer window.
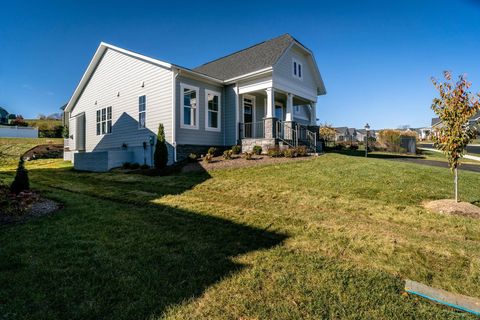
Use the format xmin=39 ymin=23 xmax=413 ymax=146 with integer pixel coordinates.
xmin=293 ymin=58 xmax=302 ymax=80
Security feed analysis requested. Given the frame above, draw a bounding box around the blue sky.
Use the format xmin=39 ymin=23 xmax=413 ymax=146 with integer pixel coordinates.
xmin=1 ymin=0 xmax=479 ymax=129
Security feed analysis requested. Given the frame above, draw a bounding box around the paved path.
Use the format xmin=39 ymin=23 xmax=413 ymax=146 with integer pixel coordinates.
xmin=420 ymin=147 xmax=480 ymax=162
xmin=390 ymin=157 xmax=480 ymax=173
xmin=420 ymin=143 xmax=480 ymax=156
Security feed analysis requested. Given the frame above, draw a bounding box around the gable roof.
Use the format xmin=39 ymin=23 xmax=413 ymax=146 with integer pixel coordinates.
xmin=64 ymin=42 xmax=222 ymax=113
xmin=431 ymin=117 xmax=441 ymax=126
xmin=65 ymin=35 xmax=325 ymax=113
xmin=193 ymin=34 xmax=294 ymax=81
xmin=0 ymin=107 xmax=8 ymax=117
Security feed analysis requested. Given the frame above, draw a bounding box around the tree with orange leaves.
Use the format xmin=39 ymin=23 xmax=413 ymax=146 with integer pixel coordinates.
xmin=431 ymin=71 xmax=480 ymax=202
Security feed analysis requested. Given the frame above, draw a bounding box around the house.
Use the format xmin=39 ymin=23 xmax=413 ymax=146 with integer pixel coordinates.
xmin=334 ymin=127 xmax=375 ymax=143
xmin=432 ymin=112 xmax=480 ymax=139
xmin=0 ymin=107 xmax=9 ymax=125
xmin=63 ymin=34 xmax=326 ymax=171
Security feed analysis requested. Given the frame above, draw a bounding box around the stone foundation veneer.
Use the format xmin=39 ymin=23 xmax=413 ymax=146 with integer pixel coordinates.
xmin=241 ymin=138 xmax=276 ymax=153
xmin=263 ymin=117 xmax=277 ymax=139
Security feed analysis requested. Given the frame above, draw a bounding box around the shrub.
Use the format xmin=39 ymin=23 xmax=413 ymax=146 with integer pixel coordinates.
xmin=130 ymin=163 xmax=140 ymax=169
xmin=122 ymin=162 xmax=132 ymax=169
xmin=252 ymin=145 xmax=262 ymax=155
xmin=231 ymin=145 xmax=241 ymax=155
xmin=295 ymin=146 xmax=308 ymax=157
xmin=188 ymin=153 xmax=198 ymax=162
xmin=283 ymin=148 xmax=297 ymax=158
xmin=223 ymin=150 xmax=233 ymax=160
xmin=207 ymin=147 xmax=217 ymax=156
xmin=204 ymin=153 xmax=214 ymax=163
xmin=347 ymin=144 xmax=359 ymax=151
xmin=154 ymin=123 xmax=168 ymax=169
xmin=10 ymin=158 xmax=29 ymax=194
xmin=267 ymin=147 xmax=282 ymax=157
xmin=244 ymin=152 xmax=254 ymax=160
xmin=140 ymin=164 xmax=150 ymax=170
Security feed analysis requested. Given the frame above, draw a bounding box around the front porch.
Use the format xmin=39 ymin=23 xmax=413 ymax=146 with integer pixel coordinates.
xmin=236 ymin=88 xmax=320 ymax=153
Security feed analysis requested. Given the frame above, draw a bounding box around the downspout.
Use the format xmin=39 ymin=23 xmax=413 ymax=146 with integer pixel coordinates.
xmin=171 ymin=68 xmax=179 ymax=163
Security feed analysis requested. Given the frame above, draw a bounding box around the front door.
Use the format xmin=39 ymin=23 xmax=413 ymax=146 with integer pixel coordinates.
xmin=243 ymin=96 xmax=254 ymax=138
xmin=275 ymin=103 xmax=284 ymax=137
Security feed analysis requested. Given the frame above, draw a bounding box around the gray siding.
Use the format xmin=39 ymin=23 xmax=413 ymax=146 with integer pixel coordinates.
xmin=69 ymin=48 xmax=174 ymax=164
xmin=175 ymin=75 xmax=225 ymax=146
xmin=224 ymin=84 xmax=237 ymax=145
xmin=274 ymin=45 xmax=318 ymax=94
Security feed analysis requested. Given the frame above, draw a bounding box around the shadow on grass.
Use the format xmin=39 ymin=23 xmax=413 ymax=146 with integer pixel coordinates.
xmin=0 ymin=165 xmax=288 ymax=319
xmin=331 ymin=149 xmax=424 ymax=159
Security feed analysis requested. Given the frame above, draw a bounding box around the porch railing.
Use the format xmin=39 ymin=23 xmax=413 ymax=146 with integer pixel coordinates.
xmin=240 ymin=120 xmax=319 ymax=153
xmin=239 ymin=121 xmax=265 ymax=139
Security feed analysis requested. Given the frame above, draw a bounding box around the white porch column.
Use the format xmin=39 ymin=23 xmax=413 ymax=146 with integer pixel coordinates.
xmin=265 ymin=88 xmax=275 ymax=118
xmin=310 ymin=102 xmax=317 ymax=125
xmin=286 ymin=93 xmax=293 ymax=122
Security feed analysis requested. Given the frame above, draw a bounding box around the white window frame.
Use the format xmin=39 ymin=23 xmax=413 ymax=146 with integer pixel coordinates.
xmin=205 ymin=89 xmax=221 ymax=132
xmin=138 ymin=95 xmax=146 ymax=129
xmin=180 ymin=83 xmax=199 ymax=130
xmin=292 ymin=58 xmax=303 ymax=80
xmin=96 ymin=106 xmax=112 ymax=135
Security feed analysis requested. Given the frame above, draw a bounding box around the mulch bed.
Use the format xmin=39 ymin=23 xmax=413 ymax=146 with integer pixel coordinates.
xmin=0 ymin=191 xmax=60 ymax=225
xmin=182 ymin=154 xmax=316 ymax=172
xmin=23 ymin=144 xmax=63 ymax=161
xmin=424 ymin=199 xmax=480 ymax=219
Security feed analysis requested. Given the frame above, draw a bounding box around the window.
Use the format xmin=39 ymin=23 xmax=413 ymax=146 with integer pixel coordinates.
xmin=96 ymin=106 xmax=112 ymax=135
xmin=205 ymin=90 xmax=221 ymax=131
xmin=292 ymin=58 xmax=303 ymax=80
xmin=180 ymin=84 xmax=199 ymax=129
xmin=139 ymin=95 xmax=146 ymax=128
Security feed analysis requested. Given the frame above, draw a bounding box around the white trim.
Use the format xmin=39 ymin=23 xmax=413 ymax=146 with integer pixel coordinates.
xmin=224 ymin=67 xmax=273 ymax=83
xmin=234 ymin=83 xmax=239 ymax=141
xmin=242 ymin=94 xmax=257 ymax=124
xmin=138 ymin=95 xmax=146 ymax=130
xmin=292 ymin=57 xmax=303 ymax=81
xmin=179 ymin=83 xmax=200 ymax=130
xmin=171 ymin=68 xmax=178 ymax=162
xmin=205 ymin=89 xmax=221 ymax=132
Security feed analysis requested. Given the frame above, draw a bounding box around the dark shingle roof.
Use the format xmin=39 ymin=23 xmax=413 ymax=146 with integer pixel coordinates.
xmin=431 ymin=117 xmax=441 ymax=126
xmin=193 ymin=34 xmax=295 ymax=80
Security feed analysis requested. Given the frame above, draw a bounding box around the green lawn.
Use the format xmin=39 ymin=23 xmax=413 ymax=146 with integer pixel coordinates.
xmin=0 ymin=138 xmax=63 ymax=167
xmin=1 ymin=154 xmax=479 ymax=319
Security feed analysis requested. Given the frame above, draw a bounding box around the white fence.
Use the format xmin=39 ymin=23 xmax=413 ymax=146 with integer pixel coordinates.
xmin=0 ymin=126 xmax=38 ymax=138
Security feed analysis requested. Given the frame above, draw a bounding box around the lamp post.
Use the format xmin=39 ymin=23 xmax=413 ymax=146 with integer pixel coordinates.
xmin=364 ymin=123 xmax=370 ymax=157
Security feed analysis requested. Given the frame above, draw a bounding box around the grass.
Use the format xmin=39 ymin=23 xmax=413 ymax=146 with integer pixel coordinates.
xmin=0 ymin=138 xmax=63 ymax=167
xmin=0 ymin=154 xmax=479 ymax=319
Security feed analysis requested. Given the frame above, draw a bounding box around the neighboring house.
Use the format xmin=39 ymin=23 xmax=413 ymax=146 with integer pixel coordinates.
xmin=60 ymin=103 xmax=69 ymax=128
xmin=432 ymin=111 xmax=480 ymax=139
xmin=0 ymin=107 xmax=9 ymax=125
xmin=335 ymin=127 xmax=375 ymax=142
xmin=63 ymin=34 xmax=326 ymax=171
xmin=413 ymin=127 xmax=431 ymax=140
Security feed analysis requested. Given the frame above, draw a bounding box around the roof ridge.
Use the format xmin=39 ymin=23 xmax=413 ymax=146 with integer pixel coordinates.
xmin=194 ymin=33 xmax=293 ymax=70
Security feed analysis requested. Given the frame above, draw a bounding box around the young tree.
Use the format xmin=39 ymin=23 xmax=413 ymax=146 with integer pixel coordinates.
xmin=431 ymin=71 xmax=480 ymax=202
xmin=154 ymin=123 xmax=168 ymax=169
xmin=319 ymin=123 xmax=336 ymax=141
xmin=10 ymin=157 xmax=30 ymax=194
xmin=10 ymin=115 xmax=28 ymax=127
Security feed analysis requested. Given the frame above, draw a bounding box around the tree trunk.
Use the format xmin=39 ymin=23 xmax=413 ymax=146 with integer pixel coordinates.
xmin=454 ymin=167 xmax=458 ymax=202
